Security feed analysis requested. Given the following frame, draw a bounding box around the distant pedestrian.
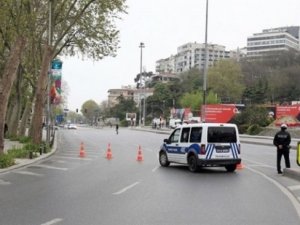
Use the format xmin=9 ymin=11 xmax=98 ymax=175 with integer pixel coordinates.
xmin=273 ymin=124 xmax=291 ymax=174
xmin=116 ymin=124 xmax=119 ymax=135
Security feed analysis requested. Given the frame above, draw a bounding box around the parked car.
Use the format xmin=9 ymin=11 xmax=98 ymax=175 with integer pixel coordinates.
xmin=68 ymin=124 xmax=77 ymax=129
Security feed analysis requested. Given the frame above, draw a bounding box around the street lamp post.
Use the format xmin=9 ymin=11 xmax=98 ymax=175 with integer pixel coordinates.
xmin=139 ymin=42 xmax=145 ymax=126
xmin=202 ymin=0 xmax=209 ymax=122
xmin=46 ymin=0 xmax=53 ymax=146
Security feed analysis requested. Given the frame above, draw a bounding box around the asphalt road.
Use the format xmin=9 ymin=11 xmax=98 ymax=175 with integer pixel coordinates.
xmin=0 ymin=127 xmax=300 ymax=225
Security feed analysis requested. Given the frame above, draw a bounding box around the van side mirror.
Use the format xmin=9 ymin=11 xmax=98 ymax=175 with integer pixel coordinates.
xmin=164 ymin=138 xmax=171 ymax=144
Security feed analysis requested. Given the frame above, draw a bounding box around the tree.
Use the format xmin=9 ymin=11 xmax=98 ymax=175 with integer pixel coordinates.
xmin=81 ymin=100 xmax=100 ymax=124
xmin=208 ymin=60 xmax=245 ymax=103
xmin=134 ymin=71 xmax=154 ymax=88
xmin=0 ymin=0 xmax=127 ymax=152
xmin=30 ymin=0 xmax=127 ymax=144
xmin=110 ymin=95 xmax=137 ymax=122
xmin=179 ymin=90 xmax=220 ymax=112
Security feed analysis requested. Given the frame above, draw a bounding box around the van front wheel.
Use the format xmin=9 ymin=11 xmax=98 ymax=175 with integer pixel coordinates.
xmin=159 ymin=151 xmax=170 ymax=167
xmin=225 ymin=164 xmax=237 ymax=172
xmin=188 ymin=155 xmax=198 ymax=172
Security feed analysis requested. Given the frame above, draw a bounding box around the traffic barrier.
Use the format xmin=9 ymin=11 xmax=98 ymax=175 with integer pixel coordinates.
xmin=106 ymin=143 xmax=113 ymax=160
xmin=79 ymin=142 xmax=86 ymax=158
xmin=136 ymin=145 xmax=143 ymax=161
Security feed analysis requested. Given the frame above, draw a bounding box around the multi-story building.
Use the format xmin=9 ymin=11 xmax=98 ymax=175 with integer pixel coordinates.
xmin=247 ymin=26 xmax=300 ymax=57
xmin=156 ymin=42 xmax=237 ymax=74
xmin=150 ymin=73 xmax=180 ymax=84
xmin=107 ymin=85 xmax=154 ymax=107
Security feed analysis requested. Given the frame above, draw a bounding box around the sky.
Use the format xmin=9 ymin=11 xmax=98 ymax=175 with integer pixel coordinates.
xmin=62 ymin=0 xmax=300 ymax=111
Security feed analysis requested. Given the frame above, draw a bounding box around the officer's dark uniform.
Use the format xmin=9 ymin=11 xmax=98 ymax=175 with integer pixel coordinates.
xmin=273 ymin=124 xmax=291 ymax=174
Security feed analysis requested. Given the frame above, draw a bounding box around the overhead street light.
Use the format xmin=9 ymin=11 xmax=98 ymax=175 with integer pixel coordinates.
xmin=202 ymin=0 xmax=209 ymax=122
xmin=139 ymin=42 xmax=145 ymax=126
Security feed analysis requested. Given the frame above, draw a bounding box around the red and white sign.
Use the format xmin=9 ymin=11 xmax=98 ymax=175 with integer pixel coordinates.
xmin=202 ymin=104 xmax=237 ymax=123
xmin=276 ymin=105 xmax=300 ymax=119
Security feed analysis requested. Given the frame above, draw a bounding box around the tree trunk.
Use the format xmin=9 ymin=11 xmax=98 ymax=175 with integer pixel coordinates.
xmin=30 ymin=45 xmax=53 ymax=145
xmin=0 ymin=37 xmax=27 ymax=154
xmin=19 ymin=101 xmax=32 ymax=137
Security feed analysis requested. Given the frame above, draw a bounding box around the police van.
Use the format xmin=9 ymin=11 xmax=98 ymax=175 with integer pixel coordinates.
xmin=159 ymin=123 xmax=241 ymax=172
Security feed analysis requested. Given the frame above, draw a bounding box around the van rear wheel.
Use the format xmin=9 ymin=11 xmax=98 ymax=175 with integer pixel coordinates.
xmin=225 ymin=164 xmax=237 ymax=172
xmin=159 ymin=151 xmax=170 ymax=167
xmin=188 ymin=155 xmax=198 ymax=172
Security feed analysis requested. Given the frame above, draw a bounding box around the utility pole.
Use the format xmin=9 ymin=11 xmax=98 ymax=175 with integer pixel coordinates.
xmin=46 ymin=0 xmax=53 ymax=146
xmin=139 ymin=42 xmax=145 ymax=126
xmin=202 ymin=0 xmax=209 ymax=122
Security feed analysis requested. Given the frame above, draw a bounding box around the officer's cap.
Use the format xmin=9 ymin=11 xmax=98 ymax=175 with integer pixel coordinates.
xmin=281 ymin=123 xmax=287 ymax=128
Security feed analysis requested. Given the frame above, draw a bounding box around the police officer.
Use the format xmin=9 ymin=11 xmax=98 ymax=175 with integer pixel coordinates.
xmin=273 ymin=124 xmax=291 ymax=174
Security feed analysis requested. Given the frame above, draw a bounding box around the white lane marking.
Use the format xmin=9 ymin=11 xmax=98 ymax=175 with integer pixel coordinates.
xmin=288 ymin=185 xmax=300 ymax=191
xmin=41 ymin=218 xmax=63 ymax=225
xmin=0 ymin=179 xmax=11 ymax=185
xmin=113 ymin=182 xmax=140 ymax=195
xmin=243 ymin=158 xmax=276 ymax=169
xmin=54 ymin=156 xmax=92 ymax=161
xmin=31 ymin=165 xmax=68 ymax=171
xmin=247 ymin=166 xmax=300 ymax=219
xmin=13 ymin=171 xmax=43 ymax=176
xmin=152 ymin=166 xmax=159 ymax=172
xmin=143 ymin=148 xmax=153 ymax=152
xmin=54 ymin=160 xmax=66 ymax=163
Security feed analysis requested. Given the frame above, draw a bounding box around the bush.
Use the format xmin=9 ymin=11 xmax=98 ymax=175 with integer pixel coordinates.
xmin=18 ymin=136 xmax=32 ymax=143
xmin=247 ymin=124 xmax=263 ymax=135
xmin=7 ymin=148 xmax=30 ymax=158
xmin=0 ymin=154 xmax=15 ymax=168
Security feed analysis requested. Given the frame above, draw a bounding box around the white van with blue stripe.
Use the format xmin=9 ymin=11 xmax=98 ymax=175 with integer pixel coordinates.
xmin=159 ymin=123 xmax=241 ymax=172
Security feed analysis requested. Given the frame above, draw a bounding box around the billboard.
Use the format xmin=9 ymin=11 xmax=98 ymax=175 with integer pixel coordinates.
xmin=276 ymin=105 xmax=300 ymax=119
xmin=202 ymin=104 xmax=238 ymax=123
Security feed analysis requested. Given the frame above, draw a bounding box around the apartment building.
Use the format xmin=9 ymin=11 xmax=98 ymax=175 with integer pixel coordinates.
xmin=107 ymin=85 xmax=154 ymax=107
xmin=156 ymin=42 xmax=236 ymax=74
xmin=247 ymin=26 xmax=300 ymax=57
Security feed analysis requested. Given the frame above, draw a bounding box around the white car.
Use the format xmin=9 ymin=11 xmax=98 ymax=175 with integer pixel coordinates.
xmin=68 ymin=124 xmax=77 ymax=129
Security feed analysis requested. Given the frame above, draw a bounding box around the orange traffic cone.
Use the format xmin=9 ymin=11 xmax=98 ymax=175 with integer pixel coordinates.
xmin=136 ymin=145 xmax=143 ymax=162
xmin=236 ymin=162 xmax=244 ymax=170
xmin=79 ymin=142 xmax=86 ymax=158
xmin=106 ymin=143 xmax=113 ymax=160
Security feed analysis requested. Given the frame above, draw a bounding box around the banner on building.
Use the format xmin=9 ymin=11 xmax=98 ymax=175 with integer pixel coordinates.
xmin=50 ymin=59 xmax=63 ymax=104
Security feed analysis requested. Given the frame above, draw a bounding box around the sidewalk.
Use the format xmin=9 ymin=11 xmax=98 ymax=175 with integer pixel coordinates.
xmin=0 ymin=134 xmax=57 ymax=174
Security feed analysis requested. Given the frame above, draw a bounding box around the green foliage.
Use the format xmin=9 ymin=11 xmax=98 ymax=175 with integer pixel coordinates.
xmin=208 ymin=60 xmax=245 ymax=103
xmin=179 ymin=90 xmax=220 ymax=111
xmin=17 ymin=136 xmax=32 ymax=143
xmin=232 ymin=106 xmax=273 ymax=134
xmin=7 ymin=148 xmax=29 ymax=158
xmin=109 ymin=96 xmax=138 ymax=121
xmin=247 ymin=124 xmax=263 ymax=135
xmin=0 ymin=154 xmax=15 ymax=168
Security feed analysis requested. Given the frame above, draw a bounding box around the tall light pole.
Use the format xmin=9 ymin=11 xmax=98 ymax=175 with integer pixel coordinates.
xmin=202 ymin=0 xmax=209 ymax=122
xmin=46 ymin=0 xmax=53 ymax=146
xmin=139 ymin=42 xmax=145 ymax=126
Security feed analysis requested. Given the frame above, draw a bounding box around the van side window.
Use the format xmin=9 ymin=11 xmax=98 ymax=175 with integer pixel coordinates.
xmin=170 ymin=128 xmax=181 ymax=143
xmin=190 ymin=127 xmax=202 ymax=142
xmin=180 ymin=128 xmax=190 ymax=143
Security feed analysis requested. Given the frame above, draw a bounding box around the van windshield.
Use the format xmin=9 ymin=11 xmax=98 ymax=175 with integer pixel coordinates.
xmin=207 ymin=127 xmax=237 ymax=143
